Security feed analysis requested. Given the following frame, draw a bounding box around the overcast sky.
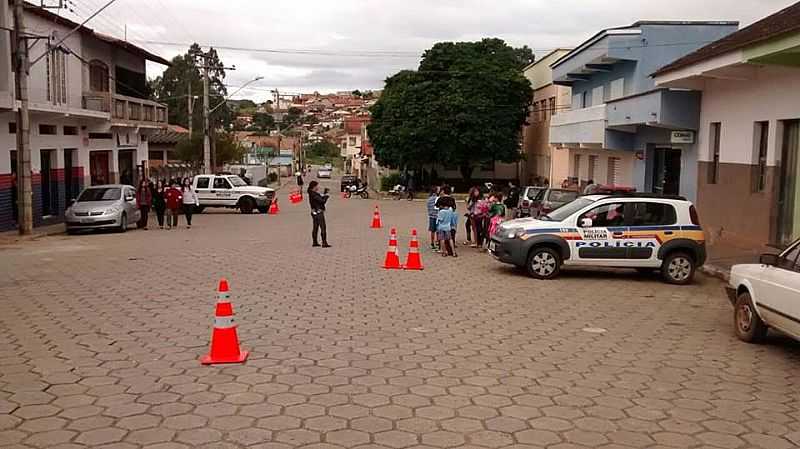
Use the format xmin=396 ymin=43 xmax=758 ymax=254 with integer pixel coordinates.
xmin=61 ymin=0 xmax=796 ymax=102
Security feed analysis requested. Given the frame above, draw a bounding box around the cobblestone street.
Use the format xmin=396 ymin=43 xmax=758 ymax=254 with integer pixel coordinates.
xmin=1 ymin=181 xmax=799 ymax=449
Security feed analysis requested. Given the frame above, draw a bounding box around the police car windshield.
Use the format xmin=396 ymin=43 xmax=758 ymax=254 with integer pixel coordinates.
xmin=540 ymin=198 xmax=594 ymax=221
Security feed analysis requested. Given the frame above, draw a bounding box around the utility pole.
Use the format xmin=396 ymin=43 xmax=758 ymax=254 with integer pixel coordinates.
xmin=187 ymin=80 xmax=193 ymax=137
xmin=272 ymin=88 xmax=283 ymax=184
xmin=202 ymin=63 xmax=210 ymax=173
xmin=13 ymin=0 xmax=33 ymax=235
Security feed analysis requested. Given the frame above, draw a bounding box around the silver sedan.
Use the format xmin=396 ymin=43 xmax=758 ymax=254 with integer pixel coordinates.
xmin=65 ymin=184 xmax=141 ymax=234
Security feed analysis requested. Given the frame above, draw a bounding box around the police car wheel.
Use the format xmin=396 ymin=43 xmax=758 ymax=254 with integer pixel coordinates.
xmin=526 ymin=247 xmax=560 ymax=280
xmin=662 ymin=252 xmax=695 ymax=285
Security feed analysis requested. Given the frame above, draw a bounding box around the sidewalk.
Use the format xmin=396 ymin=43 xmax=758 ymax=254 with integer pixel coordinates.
xmin=0 ymin=222 xmax=66 ymax=245
xmin=701 ymin=237 xmax=773 ymax=281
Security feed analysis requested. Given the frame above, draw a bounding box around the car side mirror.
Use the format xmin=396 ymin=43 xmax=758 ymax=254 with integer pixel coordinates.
xmin=580 ymin=217 xmax=593 ymax=228
xmin=68 ymin=198 xmax=76 ymax=206
xmin=759 ymin=253 xmax=779 ymax=266
xmin=125 ymin=195 xmax=135 ymax=202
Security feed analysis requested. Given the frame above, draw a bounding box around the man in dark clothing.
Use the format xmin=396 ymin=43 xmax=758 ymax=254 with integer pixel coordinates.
xmin=307 ymin=180 xmax=331 ymax=248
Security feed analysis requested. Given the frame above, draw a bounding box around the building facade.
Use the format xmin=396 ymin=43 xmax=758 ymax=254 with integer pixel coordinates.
xmin=0 ymin=4 xmax=168 ymax=231
xmin=549 ymin=21 xmax=738 ymax=199
xmin=522 ymin=49 xmax=572 ymax=186
xmin=654 ymin=2 xmax=800 ymax=248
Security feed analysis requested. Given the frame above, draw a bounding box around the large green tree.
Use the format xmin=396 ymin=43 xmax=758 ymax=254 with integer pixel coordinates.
xmin=149 ymin=44 xmax=233 ymax=133
xmin=368 ymin=38 xmax=533 ymax=181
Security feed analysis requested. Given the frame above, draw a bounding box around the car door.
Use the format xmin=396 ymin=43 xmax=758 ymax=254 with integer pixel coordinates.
xmin=124 ymin=187 xmax=140 ymax=222
xmin=625 ymin=201 xmax=678 ymax=267
xmin=210 ymin=177 xmax=234 ymax=206
xmin=195 ymin=176 xmax=213 ymax=205
xmin=572 ymin=201 xmax=628 ymax=265
xmin=758 ymin=243 xmax=800 ymax=337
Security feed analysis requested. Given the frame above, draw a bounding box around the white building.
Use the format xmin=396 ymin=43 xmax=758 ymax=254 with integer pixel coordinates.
xmin=0 ymin=3 xmax=169 ymax=230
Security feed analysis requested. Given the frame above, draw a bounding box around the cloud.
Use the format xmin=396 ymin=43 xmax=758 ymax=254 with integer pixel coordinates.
xmin=79 ymin=0 xmax=796 ymax=101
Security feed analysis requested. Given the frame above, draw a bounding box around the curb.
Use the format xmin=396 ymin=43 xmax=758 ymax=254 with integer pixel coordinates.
xmin=0 ymin=225 xmax=66 ymax=245
xmin=700 ymin=264 xmax=730 ymax=282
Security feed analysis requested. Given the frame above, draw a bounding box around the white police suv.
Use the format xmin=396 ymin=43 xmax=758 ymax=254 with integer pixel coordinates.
xmin=489 ymin=194 xmax=706 ymax=284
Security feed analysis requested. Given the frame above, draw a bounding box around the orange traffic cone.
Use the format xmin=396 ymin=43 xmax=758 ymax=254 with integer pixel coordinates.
xmin=403 ymin=229 xmax=424 ymax=270
xmin=268 ymin=198 xmax=280 ymax=215
xmin=382 ymin=227 xmax=402 ymax=269
xmin=371 ymin=205 xmax=382 ymax=229
xmin=201 ymin=279 xmax=249 ymax=365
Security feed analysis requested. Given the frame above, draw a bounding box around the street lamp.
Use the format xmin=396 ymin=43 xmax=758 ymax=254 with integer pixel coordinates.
xmin=210 ymin=76 xmax=264 ymax=113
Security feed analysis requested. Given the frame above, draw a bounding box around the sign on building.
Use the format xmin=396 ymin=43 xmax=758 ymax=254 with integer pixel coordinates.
xmin=670 ymin=131 xmax=695 ymax=144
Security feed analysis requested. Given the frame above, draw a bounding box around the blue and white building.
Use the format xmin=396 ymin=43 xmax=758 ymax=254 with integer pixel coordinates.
xmin=549 ymin=21 xmax=738 ymax=201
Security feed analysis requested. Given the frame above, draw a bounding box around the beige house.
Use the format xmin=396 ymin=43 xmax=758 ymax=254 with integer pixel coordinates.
xmin=522 ymin=49 xmax=572 ymax=186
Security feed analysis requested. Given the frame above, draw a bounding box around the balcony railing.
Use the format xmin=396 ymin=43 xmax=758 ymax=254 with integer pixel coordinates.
xmin=82 ymin=91 xmax=167 ymax=125
xmin=549 ymin=104 xmax=607 ymax=146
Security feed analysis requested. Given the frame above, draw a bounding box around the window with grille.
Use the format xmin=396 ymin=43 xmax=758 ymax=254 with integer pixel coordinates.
xmin=588 ymin=155 xmax=598 ymax=182
xmin=607 ymin=157 xmax=621 ymax=185
xmin=549 ymin=97 xmax=556 ymax=117
xmin=46 ymin=49 xmax=67 ymax=105
xmin=573 ymin=154 xmax=581 ymax=178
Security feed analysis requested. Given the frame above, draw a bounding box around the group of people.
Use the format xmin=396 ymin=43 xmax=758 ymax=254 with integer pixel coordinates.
xmin=427 ymin=184 xmax=508 ymax=257
xmin=134 ymin=177 xmax=199 ymax=230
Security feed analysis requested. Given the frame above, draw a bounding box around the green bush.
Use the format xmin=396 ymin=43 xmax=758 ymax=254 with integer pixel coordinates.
xmin=380 ymin=173 xmax=402 ymax=191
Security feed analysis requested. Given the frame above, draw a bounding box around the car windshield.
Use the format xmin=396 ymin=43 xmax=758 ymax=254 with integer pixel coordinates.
xmin=525 ymin=188 xmax=542 ymax=200
xmin=77 ymin=187 xmax=121 ymax=202
xmin=228 ymin=176 xmax=247 ymax=187
xmin=548 ymin=190 xmax=579 ymax=203
xmin=540 ymin=197 xmax=595 ymax=222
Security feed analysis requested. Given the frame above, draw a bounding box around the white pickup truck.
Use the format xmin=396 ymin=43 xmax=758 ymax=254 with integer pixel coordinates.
xmin=192 ymin=174 xmax=275 ymax=214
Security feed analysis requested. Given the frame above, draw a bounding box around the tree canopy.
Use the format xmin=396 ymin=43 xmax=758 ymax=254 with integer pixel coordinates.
xmin=148 ymin=44 xmax=233 ymax=133
xmin=368 ymin=38 xmax=533 ymax=180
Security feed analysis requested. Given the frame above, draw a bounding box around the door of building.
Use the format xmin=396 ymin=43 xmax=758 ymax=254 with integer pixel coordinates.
xmin=40 ymin=150 xmax=57 ymax=217
xmin=777 ymin=120 xmax=800 ymax=247
xmin=652 ymin=148 xmax=682 ymax=195
xmin=118 ymin=150 xmax=135 ymax=186
xmin=90 ymin=151 xmax=110 ymax=185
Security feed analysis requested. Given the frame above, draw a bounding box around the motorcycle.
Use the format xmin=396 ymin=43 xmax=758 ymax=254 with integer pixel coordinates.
xmin=344 ymin=184 xmax=370 ymax=199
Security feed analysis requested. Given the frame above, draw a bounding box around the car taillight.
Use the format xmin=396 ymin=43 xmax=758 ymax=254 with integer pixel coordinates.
xmin=690 ymin=205 xmax=701 ymax=226
xmin=522 ymin=200 xmax=530 ymax=207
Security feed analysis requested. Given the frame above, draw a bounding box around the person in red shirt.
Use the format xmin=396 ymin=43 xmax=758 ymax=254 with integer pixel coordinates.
xmin=164 ymin=180 xmax=183 ymax=230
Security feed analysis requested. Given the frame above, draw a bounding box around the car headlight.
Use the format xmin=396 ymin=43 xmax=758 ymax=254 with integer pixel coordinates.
xmin=505 ymin=227 xmax=526 ymax=239
xmin=105 ymin=207 xmax=120 ymax=215
xmin=258 ymin=192 xmax=267 ymax=197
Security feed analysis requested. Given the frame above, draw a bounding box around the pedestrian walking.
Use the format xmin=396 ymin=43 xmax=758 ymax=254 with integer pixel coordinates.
xmin=182 ymin=178 xmax=199 ymax=229
xmin=308 ymin=180 xmax=331 ymax=248
xmin=436 ymin=203 xmax=455 ymax=257
xmin=426 ymin=186 xmax=440 ymax=250
xmin=406 ymin=174 xmax=415 ymax=201
xmin=152 ymin=180 xmax=167 ymax=229
xmin=135 ymin=179 xmax=152 ymax=230
xmin=505 ymin=182 xmax=519 ymax=219
xmin=164 ymin=180 xmax=183 ymax=229
xmin=296 ymin=171 xmax=305 ymax=198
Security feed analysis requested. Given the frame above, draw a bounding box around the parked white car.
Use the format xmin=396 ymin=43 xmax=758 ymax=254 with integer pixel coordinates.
xmin=728 ymin=240 xmax=800 ymax=343
xmin=193 ymin=174 xmax=275 ymax=214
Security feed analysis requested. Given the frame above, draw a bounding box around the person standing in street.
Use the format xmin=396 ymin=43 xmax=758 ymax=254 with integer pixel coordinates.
xmin=135 ymin=179 xmax=152 ymax=230
xmin=182 ymin=178 xmax=199 ymax=229
xmin=426 ymin=186 xmax=439 ymax=251
xmin=296 ymin=171 xmax=305 ymax=198
xmin=504 ymin=181 xmax=519 ymax=219
xmin=152 ymin=180 xmax=167 ymax=229
xmin=308 ymin=181 xmax=331 ymax=248
xmin=164 ymin=181 xmax=183 ymax=230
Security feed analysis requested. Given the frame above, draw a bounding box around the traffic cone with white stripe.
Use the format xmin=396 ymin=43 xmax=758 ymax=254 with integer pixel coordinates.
xmin=403 ymin=229 xmax=424 ymax=270
xmin=382 ymin=227 xmax=402 ymax=269
xmin=201 ymin=278 xmax=249 ymax=365
xmin=371 ymin=205 xmax=382 ymax=229
xmin=268 ymin=198 xmax=280 ymax=215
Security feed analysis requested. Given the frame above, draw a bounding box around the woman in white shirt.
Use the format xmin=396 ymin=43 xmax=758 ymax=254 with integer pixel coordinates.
xmin=181 ymin=177 xmax=200 ymax=229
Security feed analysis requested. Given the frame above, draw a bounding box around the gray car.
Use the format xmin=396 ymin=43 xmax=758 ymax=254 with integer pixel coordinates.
xmin=65 ymin=184 xmax=141 ymax=234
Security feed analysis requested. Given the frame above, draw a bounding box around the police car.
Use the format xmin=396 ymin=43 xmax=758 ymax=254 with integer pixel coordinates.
xmin=489 ymin=194 xmax=706 ymax=284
